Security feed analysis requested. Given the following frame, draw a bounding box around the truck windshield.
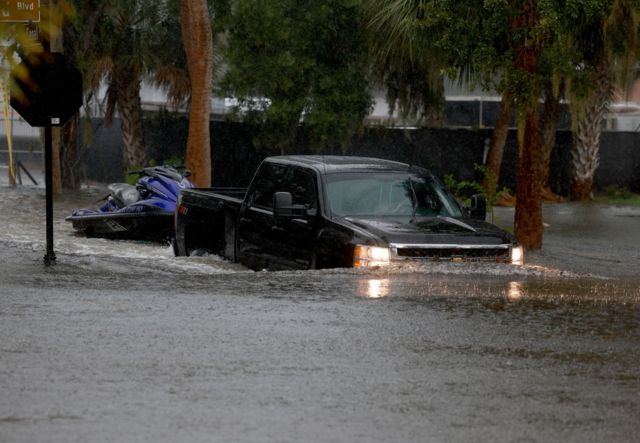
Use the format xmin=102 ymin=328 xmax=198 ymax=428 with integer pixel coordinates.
xmin=326 ymin=172 xmax=463 ymax=218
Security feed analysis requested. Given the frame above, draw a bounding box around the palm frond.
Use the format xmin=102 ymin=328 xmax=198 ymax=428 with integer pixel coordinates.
xmin=605 ymin=0 xmax=640 ymax=96
xmin=87 ymin=56 xmax=113 ymax=92
xmin=153 ymin=65 xmax=191 ymax=107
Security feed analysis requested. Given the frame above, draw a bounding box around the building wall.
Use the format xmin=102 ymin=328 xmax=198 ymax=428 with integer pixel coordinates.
xmin=71 ymin=116 xmax=640 ymax=194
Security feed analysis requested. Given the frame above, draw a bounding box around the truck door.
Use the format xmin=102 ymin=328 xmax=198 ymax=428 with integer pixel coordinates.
xmin=237 ymin=163 xmax=319 ymax=271
xmin=268 ymin=167 xmax=319 ymax=270
xmin=236 ymin=162 xmax=288 ymax=270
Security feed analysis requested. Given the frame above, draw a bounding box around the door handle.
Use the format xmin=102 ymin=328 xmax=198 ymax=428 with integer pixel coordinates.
xmin=271 ymin=226 xmax=286 ymax=233
xmin=239 ymin=217 xmax=252 ymax=224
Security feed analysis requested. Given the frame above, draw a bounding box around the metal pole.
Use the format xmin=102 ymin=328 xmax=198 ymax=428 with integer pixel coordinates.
xmin=44 ymin=123 xmax=56 ymax=265
xmin=17 ymin=160 xmax=39 ymax=185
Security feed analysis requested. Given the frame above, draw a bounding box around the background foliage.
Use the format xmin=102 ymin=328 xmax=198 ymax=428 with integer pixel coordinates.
xmin=218 ymin=0 xmax=372 ymax=152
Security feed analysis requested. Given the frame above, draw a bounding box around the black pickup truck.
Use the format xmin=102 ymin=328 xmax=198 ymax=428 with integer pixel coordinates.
xmin=173 ymin=155 xmax=523 ymax=270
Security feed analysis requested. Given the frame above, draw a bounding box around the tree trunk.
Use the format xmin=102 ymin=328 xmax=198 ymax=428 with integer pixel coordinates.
xmin=538 ymin=79 xmax=563 ymax=200
xmin=50 ymin=129 xmax=62 ymax=194
xmin=515 ymin=110 xmax=544 ymax=249
xmin=421 ymin=76 xmax=446 ymax=127
xmin=60 ymin=1 xmax=106 ymax=190
xmin=180 ymin=0 xmax=213 ymax=187
xmin=115 ymin=72 xmax=147 ymax=173
xmin=483 ymin=93 xmax=513 ymax=196
xmin=61 ymin=114 xmax=81 ymax=190
xmin=571 ymin=177 xmax=593 ymax=200
xmin=570 ymin=57 xmax=610 ymax=201
xmin=50 ymin=0 xmax=63 ymax=194
xmin=513 ymin=0 xmax=544 ymax=250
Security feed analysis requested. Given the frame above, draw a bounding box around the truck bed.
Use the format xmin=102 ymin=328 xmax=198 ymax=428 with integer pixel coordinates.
xmin=179 ymin=187 xmax=247 ymax=210
xmin=174 ymin=187 xmax=247 ymax=258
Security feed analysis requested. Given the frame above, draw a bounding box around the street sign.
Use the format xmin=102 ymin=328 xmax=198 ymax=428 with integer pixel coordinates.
xmin=8 ymin=50 xmax=82 ymax=266
xmin=0 ymin=0 xmax=40 ymax=23
xmin=9 ymin=51 xmax=83 ymax=127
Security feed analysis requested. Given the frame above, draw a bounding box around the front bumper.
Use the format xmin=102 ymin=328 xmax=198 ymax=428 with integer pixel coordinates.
xmin=354 ymin=243 xmax=523 ymax=267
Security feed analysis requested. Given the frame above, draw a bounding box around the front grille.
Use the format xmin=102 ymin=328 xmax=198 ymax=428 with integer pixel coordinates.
xmin=391 ymin=244 xmax=510 ymax=262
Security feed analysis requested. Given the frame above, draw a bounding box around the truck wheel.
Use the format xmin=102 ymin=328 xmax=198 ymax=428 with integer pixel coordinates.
xmin=189 ymin=248 xmax=209 ymax=257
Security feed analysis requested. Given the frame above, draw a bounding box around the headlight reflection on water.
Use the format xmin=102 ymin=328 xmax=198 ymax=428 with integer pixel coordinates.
xmin=359 ymin=278 xmax=391 ymax=299
xmin=359 ymin=279 xmax=526 ymax=300
xmin=507 ymin=281 xmax=524 ymax=300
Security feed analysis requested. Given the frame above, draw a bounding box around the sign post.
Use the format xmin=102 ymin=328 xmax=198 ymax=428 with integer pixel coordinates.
xmin=9 ymin=50 xmax=82 ymax=265
xmin=43 ymin=121 xmax=54 ymax=264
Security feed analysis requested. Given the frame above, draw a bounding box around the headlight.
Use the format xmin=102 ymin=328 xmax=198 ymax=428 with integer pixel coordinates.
xmin=354 ymin=245 xmax=391 ymax=267
xmin=510 ymin=245 xmax=524 ymax=265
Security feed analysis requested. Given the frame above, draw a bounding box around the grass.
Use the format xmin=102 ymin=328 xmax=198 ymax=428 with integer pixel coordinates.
xmin=593 ymin=193 xmax=640 ymax=206
xmin=592 ymin=185 xmax=640 ymax=206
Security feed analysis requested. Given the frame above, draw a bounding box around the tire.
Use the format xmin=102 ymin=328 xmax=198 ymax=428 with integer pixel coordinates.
xmin=188 ymin=248 xmax=209 ymax=257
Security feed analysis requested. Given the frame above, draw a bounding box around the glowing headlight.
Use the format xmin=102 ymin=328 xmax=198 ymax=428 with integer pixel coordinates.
xmin=354 ymin=245 xmax=391 ymax=267
xmin=510 ymin=245 xmax=524 ymax=265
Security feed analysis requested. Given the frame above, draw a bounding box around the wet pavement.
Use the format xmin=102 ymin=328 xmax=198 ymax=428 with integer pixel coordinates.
xmin=0 ymin=183 xmax=639 ymax=442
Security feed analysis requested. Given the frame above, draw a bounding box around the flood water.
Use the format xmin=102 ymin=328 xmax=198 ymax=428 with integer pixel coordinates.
xmin=1 ymin=183 xmax=639 ymax=442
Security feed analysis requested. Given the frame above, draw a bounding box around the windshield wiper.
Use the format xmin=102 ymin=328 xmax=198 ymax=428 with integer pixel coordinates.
xmin=436 ymin=216 xmax=477 ymax=232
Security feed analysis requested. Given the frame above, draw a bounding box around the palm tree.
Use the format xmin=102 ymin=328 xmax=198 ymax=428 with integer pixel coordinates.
xmin=89 ymin=0 xmax=190 ymax=175
xmin=570 ymin=56 xmax=611 ymax=200
xmin=564 ymin=0 xmax=640 ymax=200
xmin=483 ymin=92 xmax=513 ymax=197
xmin=60 ymin=0 xmax=108 ymax=190
xmin=58 ymin=0 xmax=193 ymax=187
xmin=179 ymin=0 xmax=213 ymax=187
xmin=364 ymin=0 xmax=446 ymax=126
xmin=538 ymin=79 xmax=564 ymax=201
xmin=510 ymin=0 xmax=545 ymax=250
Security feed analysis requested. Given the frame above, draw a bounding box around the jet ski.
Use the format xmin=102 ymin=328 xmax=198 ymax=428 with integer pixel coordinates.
xmin=66 ymin=165 xmax=194 ymax=242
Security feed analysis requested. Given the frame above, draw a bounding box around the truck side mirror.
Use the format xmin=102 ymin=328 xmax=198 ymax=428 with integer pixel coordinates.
xmin=470 ymin=194 xmax=486 ymax=220
xmin=273 ymin=192 xmax=310 ymax=218
xmin=273 ymin=192 xmax=294 ymax=217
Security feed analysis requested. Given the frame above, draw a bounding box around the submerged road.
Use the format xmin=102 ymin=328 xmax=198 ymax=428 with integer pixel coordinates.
xmin=0 ymin=185 xmax=639 ymax=442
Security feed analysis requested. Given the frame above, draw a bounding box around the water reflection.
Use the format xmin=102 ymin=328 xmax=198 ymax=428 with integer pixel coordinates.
xmin=360 ymin=278 xmax=391 ymax=299
xmin=507 ymin=281 xmax=524 ymax=301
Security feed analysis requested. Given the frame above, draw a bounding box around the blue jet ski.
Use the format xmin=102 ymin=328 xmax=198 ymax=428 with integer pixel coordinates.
xmin=66 ymin=165 xmax=194 ymax=241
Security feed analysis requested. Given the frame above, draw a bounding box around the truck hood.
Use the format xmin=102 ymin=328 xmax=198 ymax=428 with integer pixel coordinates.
xmin=344 ymin=216 xmax=514 ymax=245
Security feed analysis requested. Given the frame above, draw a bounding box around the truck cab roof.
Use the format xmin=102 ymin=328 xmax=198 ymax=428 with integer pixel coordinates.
xmin=264 ymin=155 xmax=417 ymax=175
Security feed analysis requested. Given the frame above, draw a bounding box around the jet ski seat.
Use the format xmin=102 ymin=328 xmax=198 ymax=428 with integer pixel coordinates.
xmin=108 ymin=183 xmax=142 ymax=208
